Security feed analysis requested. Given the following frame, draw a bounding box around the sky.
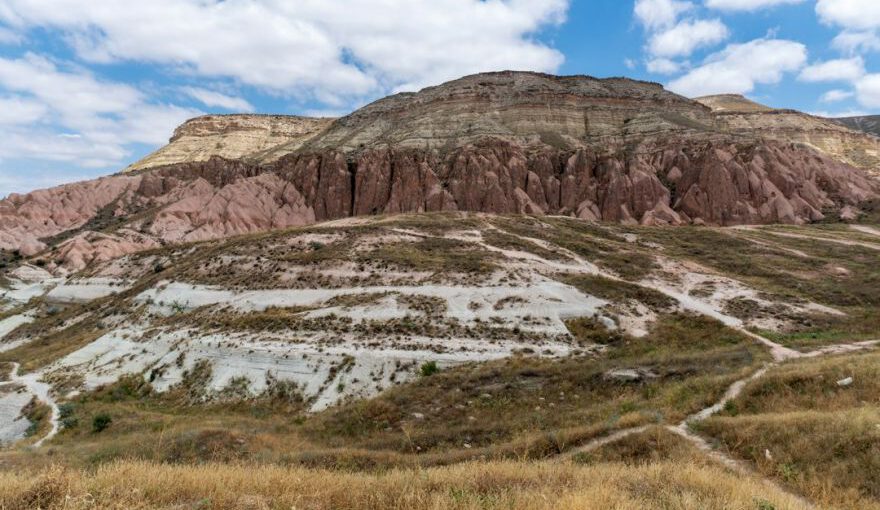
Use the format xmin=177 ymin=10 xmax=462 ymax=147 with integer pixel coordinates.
xmin=0 ymin=0 xmax=879 ymax=197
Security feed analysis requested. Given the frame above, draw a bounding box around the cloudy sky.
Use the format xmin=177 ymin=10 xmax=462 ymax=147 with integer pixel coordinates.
xmin=0 ymin=0 xmax=878 ymax=196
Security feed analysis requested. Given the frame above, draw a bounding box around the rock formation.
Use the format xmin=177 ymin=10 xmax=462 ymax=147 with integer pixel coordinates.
xmin=126 ymin=114 xmax=335 ymax=172
xmin=1 ymin=71 xmax=879 ymax=272
xmin=696 ymin=94 xmax=880 ymax=179
xmin=834 ymin=115 xmax=880 ymax=138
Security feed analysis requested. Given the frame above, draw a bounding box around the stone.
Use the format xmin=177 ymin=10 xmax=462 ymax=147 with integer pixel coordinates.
xmin=603 ymin=368 xmax=659 ymax=383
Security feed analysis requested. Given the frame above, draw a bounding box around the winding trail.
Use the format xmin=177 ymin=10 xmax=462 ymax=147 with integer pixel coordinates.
xmin=851 ymin=225 xmax=880 ymax=237
xmin=477 ymin=225 xmax=879 ymax=506
xmin=8 ymin=362 xmax=60 ymax=448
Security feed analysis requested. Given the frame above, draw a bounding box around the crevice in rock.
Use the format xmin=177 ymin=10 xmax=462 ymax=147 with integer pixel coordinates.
xmin=347 ymin=158 xmax=358 ymax=217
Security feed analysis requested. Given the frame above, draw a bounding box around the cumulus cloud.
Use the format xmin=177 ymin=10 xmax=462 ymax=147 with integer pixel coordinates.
xmin=648 ymin=19 xmax=729 ymax=57
xmin=706 ymin=0 xmax=805 ymax=11
xmin=0 ymin=53 xmax=200 ymax=167
xmin=0 ymin=0 xmax=569 ymax=99
xmin=798 ymin=57 xmax=865 ymax=82
xmin=667 ymin=38 xmax=807 ymax=97
xmin=635 ymin=0 xmax=727 ymax=71
xmin=855 ymin=74 xmax=880 ymax=108
xmin=647 ymin=57 xmax=686 ymax=74
xmin=634 ymin=0 xmax=693 ymax=30
xmin=820 ymin=89 xmax=855 ymax=102
xmin=816 ymin=0 xmax=880 ymax=31
xmin=181 ymin=87 xmax=254 ymax=112
xmin=832 ymin=31 xmax=880 ymax=54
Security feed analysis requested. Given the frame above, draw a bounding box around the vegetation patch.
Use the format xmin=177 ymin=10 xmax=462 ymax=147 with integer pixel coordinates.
xmin=572 ymin=426 xmax=699 ymax=466
xmin=363 ymin=237 xmax=500 ymax=274
xmin=562 ymin=273 xmax=676 ymax=312
xmin=0 ymin=459 xmax=808 ymax=510
xmin=698 ymin=408 xmax=880 ymax=510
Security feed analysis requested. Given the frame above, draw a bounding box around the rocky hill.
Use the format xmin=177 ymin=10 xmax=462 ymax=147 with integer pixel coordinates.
xmin=126 ymin=114 xmax=335 ymax=172
xmin=696 ymin=94 xmax=880 ymax=177
xmin=835 ymin=115 xmax=880 ymax=137
xmin=1 ymin=71 xmax=879 ymax=272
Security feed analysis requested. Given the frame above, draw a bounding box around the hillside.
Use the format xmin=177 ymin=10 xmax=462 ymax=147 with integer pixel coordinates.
xmin=0 ymin=72 xmax=879 ymax=509
xmin=126 ymin=115 xmax=335 ymax=172
xmin=696 ymin=94 xmax=880 ymax=177
xmin=836 ymin=115 xmax=880 ymax=137
xmin=0 ymin=213 xmax=878 ymax=508
xmin=0 ymin=72 xmax=878 ymax=274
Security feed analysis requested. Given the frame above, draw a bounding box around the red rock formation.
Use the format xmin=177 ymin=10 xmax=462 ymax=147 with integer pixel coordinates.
xmin=1 ymin=71 xmax=878 ymax=272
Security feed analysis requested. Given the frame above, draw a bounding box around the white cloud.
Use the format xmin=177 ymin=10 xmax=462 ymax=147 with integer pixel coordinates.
xmin=667 ymin=38 xmax=808 ymax=97
xmin=634 ymin=0 xmax=693 ymax=30
xmin=706 ymin=0 xmax=805 ymax=11
xmin=855 ymin=74 xmax=880 ymax=108
xmin=816 ymin=0 xmax=880 ymax=31
xmin=181 ymin=87 xmax=254 ymax=112
xmin=820 ymin=89 xmax=855 ymax=102
xmin=647 ymin=57 xmax=686 ymax=74
xmin=0 ymin=0 xmax=569 ymax=100
xmin=798 ymin=57 xmax=865 ymax=82
xmin=0 ymin=53 xmax=200 ymax=167
xmin=648 ymin=19 xmax=729 ymax=57
xmin=810 ymin=108 xmax=869 ymax=118
xmin=0 ymin=95 xmax=47 ymax=124
xmin=832 ymin=30 xmax=880 ymax=54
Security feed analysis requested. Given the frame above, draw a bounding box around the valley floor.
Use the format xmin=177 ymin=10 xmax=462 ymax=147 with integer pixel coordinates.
xmin=0 ymin=214 xmax=877 ymax=509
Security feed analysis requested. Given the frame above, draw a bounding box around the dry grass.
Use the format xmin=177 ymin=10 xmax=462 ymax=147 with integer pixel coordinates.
xmin=0 ymin=459 xmax=809 ymax=510
xmin=698 ymin=408 xmax=880 ymax=510
xmin=721 ymin=350 xmax=880 ymax=415
xmin=572 ymin=426 xmax=699 ymax=466
xmin=697 ymin=350 xmax=880 ymax=509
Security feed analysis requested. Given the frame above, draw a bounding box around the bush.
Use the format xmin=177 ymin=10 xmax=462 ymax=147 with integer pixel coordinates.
xmin=59 ymin=403 xmax=78 ymax=430
xmin=419 ymin=361 xmax=439 ymax=377
xmin=92 ymin=414 xmax=112 ymax=433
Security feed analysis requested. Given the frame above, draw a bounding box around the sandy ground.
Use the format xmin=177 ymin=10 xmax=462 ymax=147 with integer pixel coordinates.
xmin=137 ymin=278 xmax=610 ymax=336
xmin=0 ymin=314 xmax=33 ymax=352
xmin=46 ymin=278 xmax=130 ymax=303
xmin=46 ymin=325 xmax=583 ymax=412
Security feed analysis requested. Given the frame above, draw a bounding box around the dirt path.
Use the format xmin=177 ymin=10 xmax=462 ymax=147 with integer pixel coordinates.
xmin=8 ymin=362 xmax=60 ymax=448
xmin=850 ymin=225 xmax=880 ymax=237
xmin=756 ymin=228 xmax=880 ymax=251
xmin=479 ymin=226 xmax=878 ymax=507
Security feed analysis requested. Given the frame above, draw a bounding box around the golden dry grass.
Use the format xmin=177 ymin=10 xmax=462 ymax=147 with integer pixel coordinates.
xmin=0 ymin=459 xmax=809 ymax=510
xmin=698 ymin=351 xmax=880 ymax=510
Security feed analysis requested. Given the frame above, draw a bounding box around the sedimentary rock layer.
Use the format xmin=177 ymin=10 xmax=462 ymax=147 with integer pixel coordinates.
xmin=1 ymin=72 xmax=878 ymax=271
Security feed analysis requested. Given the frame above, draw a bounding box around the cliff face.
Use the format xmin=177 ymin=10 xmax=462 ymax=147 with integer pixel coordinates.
xmin=126 ymin=114 xmax=334 ymax=172
xmin=2 ymin=72 xmax=879 ymax=272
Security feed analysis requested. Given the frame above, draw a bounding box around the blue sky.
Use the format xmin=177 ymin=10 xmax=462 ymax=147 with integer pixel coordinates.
xmin=0 ymin=0 xmax=879 ymax=196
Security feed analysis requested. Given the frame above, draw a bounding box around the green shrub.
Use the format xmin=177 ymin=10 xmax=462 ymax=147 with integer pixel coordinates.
xmin=92 ymin=413 xmax=112 ymax=433
xmin=59 ymin=403 xmax=78 ymax=430
xmin=420 ymin=361 xmax=439 ymax=377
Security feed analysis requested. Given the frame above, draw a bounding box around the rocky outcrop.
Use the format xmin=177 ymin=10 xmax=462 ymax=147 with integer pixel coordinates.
xmin=834 ymin=115 xmax=880 ymax=137
xmin=126 ymin=114 xmax=334 ymax=172
xmin=696 ymin=94 xmax=880 ymax=180
xmin=1 ymin=72 xmax=879 ymax=272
